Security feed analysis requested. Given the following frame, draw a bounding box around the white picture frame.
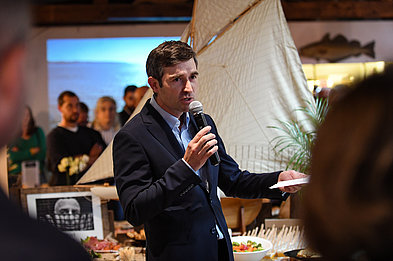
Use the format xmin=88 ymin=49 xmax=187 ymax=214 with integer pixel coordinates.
xmin=26 ymin=191 xmax=103 ymax=241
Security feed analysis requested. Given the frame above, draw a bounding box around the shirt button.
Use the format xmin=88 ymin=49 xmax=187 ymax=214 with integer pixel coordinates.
xmin=210 ymin=227 xmax=217 ymax=235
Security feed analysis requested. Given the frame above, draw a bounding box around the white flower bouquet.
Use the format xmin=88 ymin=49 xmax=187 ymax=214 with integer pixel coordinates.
xmin=57 ymin=155 xmax=89 ymax=185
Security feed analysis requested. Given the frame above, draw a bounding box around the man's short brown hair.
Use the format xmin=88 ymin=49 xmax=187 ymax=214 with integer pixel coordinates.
xmin=58 ymin=91 xmax=78 ymax=107
xmin=146 ymin=41 xmax=198 ymax=86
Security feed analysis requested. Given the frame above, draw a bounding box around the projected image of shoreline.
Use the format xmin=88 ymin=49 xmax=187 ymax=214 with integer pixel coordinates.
xmin=47 ymin=37 xmax=180 ymax=128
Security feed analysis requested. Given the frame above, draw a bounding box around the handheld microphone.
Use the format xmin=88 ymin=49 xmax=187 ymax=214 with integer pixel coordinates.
xmin=189 ymin=101 xmax=221 ymax=166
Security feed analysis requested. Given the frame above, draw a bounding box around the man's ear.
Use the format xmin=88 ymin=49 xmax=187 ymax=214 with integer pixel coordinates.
xmin=148 ymin=76 xmax=160 ymax=94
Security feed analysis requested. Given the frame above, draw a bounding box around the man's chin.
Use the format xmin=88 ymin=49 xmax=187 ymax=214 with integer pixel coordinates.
xmin=69 ymin=116 xmax=79 ymax=123
xmin=67 ymin=119 xmax=78 ymax=125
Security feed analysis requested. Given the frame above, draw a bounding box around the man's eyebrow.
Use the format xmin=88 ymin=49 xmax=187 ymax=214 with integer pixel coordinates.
xmin=168 ymin=73 xmax=183 ymax=79
xmin=169 ymin=71 xmax=199 ymax=80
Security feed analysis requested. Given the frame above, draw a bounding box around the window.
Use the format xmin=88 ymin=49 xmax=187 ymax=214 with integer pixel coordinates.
xmin=47 ymin=36 xmax=180 ymax=127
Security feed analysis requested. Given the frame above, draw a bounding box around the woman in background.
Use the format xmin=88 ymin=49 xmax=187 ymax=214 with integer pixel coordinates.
xmin=90 ymin=96 xmax=121 ymax=146
xmin=8 ymin=106 xmax=46 ymax=186
xmin=90 ymin=96 xmax=124 ymax=220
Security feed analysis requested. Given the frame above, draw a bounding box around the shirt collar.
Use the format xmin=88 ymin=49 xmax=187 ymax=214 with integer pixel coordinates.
xmin=58 ymin=125 xmax=78 ymax=133
xmin=150 ymin=96 xmax=190 ymax=131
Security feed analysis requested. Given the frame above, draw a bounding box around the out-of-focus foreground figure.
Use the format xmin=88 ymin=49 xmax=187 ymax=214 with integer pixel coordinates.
xmin=0 ymin=1 xmax=91 ymax=259
xmin=304 ymin=66 xmax=393 ymax=261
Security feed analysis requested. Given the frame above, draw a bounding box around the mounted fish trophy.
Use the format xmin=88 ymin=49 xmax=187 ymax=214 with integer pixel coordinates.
xmin=299 ymin=33 xmax=375 ymax=63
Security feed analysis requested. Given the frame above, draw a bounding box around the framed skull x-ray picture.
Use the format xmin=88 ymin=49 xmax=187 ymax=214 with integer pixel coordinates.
xmin=24 ymin=188 xmax=104 ymax=241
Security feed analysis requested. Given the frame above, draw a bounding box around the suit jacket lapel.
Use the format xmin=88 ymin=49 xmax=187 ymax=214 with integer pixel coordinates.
xmin=141 ymin=102 xmax=213 ymax=194
xmin=141 ymin=101 xmax=185 ymax=160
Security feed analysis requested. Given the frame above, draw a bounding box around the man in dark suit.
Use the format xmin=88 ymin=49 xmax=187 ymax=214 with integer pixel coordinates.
xmin=113 ymin=41 xmax=306 ymax=261
xmin=0 ymin=1 xmax=90 ymax=260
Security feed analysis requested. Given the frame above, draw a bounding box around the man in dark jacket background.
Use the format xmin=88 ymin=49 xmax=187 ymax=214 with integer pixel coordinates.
xmin=119 ymin=85 xmax=137 ymax=126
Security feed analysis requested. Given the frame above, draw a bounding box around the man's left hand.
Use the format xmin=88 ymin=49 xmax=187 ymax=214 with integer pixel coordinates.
xmin=278 ymin=170 xmax=308 ymax=193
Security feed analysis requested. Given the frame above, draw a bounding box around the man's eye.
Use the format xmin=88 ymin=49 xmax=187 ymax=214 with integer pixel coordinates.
xmin=173 ymin=78 xmax=180 ymax=82
xmin=191 ymin=75 xmax=198 ymax=80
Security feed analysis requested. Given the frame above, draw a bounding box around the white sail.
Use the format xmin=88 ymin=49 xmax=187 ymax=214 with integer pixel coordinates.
xmin=184 ymin=0 xmax=256 ymax=52
xmin=78 ymin=0 xmax=313 ymax=184
xmin=183 ymin=0 xmax=313 ymax=172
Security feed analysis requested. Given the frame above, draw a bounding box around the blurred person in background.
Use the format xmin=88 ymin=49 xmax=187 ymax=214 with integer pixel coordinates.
xmin=119 ymin=85 xmax=137 ymax=126
xmin=0 ymin=0 xmax=90 ymax=259
xmin=77 ymin=102 xmax=89 ymax=127
xmin=90 ymin=97 xmax=124 ymax=220
xmin=304 ymin=67 xmax=393 ymax=261
xmin=120 ymin=86 xmax=150 ymax=126
xmin=133 ymin=86 xmax=150 ymax=107
xmin=313 ymin=86 xmax=331 ymax=101
xmin=90 ymin=96 xmax=120 ymax=145
xmin=47 ymin=91 xmax=105 ymax=186
xmin=8 ymin=105 xmax=46 ymax=186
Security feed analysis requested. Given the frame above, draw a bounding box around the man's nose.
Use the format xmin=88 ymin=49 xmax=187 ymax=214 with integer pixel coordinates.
xmin=184 ymin=80 xmax=193 ymax=92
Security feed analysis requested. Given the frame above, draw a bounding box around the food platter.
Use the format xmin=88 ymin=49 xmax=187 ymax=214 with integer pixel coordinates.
xmin=284 ymin=249 xmax=323 ymax=261
xmin=126 ymin=228 xmax=146 ymax=247
xmin=94 ymin=250 xmax=119 ymax=253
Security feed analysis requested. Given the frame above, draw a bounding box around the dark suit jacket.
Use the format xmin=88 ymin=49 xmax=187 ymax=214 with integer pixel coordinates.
xmin=113 ymin=100 xmax=287 ymax=261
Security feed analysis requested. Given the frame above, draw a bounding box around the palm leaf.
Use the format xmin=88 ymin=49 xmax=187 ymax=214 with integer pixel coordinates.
xmin=268 ymin=97 xmax=328 ymax=173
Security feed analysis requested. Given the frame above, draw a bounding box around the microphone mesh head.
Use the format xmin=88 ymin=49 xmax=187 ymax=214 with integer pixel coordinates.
xmin=189 ymin=101 xmax=203 ymax=114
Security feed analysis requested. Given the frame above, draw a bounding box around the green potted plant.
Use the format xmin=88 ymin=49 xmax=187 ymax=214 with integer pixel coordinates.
xmin=269 ymin=98 xmax=329 ymax=174
xmin=269 ymin=97 xmax=329 ymax=217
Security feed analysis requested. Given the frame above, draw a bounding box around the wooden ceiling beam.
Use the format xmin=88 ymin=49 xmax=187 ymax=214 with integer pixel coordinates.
xmin=33 ymin=1 xmax=393 ymax=26
xmin=33 ymin=2 xmax=193 ymax=25
xmin=281 ymin=1 xmax=393 ymax=20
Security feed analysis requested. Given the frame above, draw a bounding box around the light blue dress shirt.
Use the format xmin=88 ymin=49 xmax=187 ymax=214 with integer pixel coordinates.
xmin=150 ymin=97 xmax=224 ymax=239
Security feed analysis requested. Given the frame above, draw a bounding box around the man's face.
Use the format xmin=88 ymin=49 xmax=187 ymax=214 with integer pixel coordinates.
xmin=59 ymin=95 xmax=80 ymax=124
xmin=77 ymin=111 xmax=88 ymax=126
xmin=124 ymin=91 xmax=136 ymax=109
xmin=150 ymin=58 xmax=198 ymax=118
